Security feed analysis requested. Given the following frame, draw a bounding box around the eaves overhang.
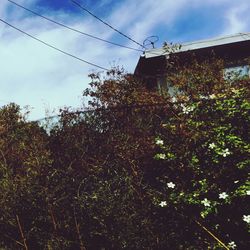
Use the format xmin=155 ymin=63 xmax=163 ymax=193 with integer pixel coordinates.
xmin=135 ymin=32 xmax=250 ymax=76
xmin=144 ymin=32 xmax=250 ymax=59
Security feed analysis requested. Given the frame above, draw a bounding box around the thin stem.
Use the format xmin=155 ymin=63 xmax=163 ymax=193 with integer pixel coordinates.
xmin=49 ymin=206 xmax=57 ymax=231
xmin=3 ymin=233 xmax=24 ymax=247
xmin=173 ymin=209 xmax=230 ymax=250
xmin=195 ymin=220 xmax=229 ymax=250
xmin=16 ymin=215 xmax=28 ymax=250
xmin=73 ymin=207 xmax=86 ymax=250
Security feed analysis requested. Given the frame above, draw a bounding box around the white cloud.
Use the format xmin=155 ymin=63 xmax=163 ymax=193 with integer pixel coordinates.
xmin=222 ymin=3 xmax=250 ymax=35
xmin=0 ymin=1 xmax=128 ymax=120
xmin=106 ymin=0 xmax=187 ymax=46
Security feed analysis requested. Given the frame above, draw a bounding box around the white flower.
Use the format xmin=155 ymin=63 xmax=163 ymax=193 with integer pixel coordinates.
xmin=221 ymin=148 xmax=231 ymax=157
xmin=156 ymin=139 xmax=164 ymax=146
xmin=200 ymin=211 xmax=206 ymax=218
xmin=234 ymin=180 xmax=239 ymax=184
xmin=200 ymin=95 xmax=208 ymax=99
xmin=201 ymin=198 xmax=211 ymax=207
xmin=167 ymin=182 xmax=175 ymax=188
xmin=171 ymin=97 xmax=177 ymax=103
xmin=219 ymin=192 xmax=229 ymax=199
xmin=209 ymin=94 xmax=216 ymax=99
xmin=208 ymin=143 xmax=216 ymax=149
xmin=246 ymin=190 xmax=250 ymax=195
xmin=181 ymin=104 xmax=194 ymax=114
xmin=156 ymin=153 xmax=166 ymax=160
xmin=243 ymin=215 xmax=250 ymax=224
xmin=159 ymin=201 xmax=167 ymax=207
xmin=228 ymin=241 xmax=237 ymax=249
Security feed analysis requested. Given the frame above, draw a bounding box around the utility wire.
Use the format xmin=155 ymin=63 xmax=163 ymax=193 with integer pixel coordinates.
xmin=36 ymin=95 xmax=246 ymax=123
xmin=7 ymin=0 xmax=143 ymax=52
xmin=0 ymin=18 xmax=109 ymax=71
xmin=71 ymin=0 xmax=145 ymax=49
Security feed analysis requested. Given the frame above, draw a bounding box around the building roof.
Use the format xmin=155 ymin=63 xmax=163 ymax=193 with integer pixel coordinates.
xmin=144 ymin=32 xmax=250 ymax=58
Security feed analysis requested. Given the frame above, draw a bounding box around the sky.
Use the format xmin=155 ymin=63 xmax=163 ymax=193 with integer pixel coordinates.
xmin=0 ymin=0 xmax=250 ymax=120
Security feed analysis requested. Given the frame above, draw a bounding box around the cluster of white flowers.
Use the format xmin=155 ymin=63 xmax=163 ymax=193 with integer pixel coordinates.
xmin=200 ymin=94 xmax=217 ymax=99
xmin=181 ymin=104 xmax=194 ymax=114
xmin=221 ymin=148 xmax=231 ymax=157
xmin=171 ymin=97 xmax=177 ymax=103
xmin=243 ymin=215 xmax=250 ymax=224
xmin=159 ymin=201 xmax=167 ymax=207
xmin=155 ymin=139 xmax=164 ymax=146
xmin=156 ymin=153 xmax=166 ymax=160
xmin=208 ymin=143 xmax=231 ymax=157
xmin=228 ymin=241 xmax=237 ymax=249
xmin=158 ymin=182 xmax=176 ymax=207
xmin=208 ymin=142 xmax=216 ymax=149
xmin=201 ymin=198 xmax=211 ymax=207
xmin=209 ymin=94 xmax=216 ymax=99
xmin=199 ymin=95 xmax=208 ymax=99
xmin=167 ymin=182 xmax=175 ymax=188
xmin=219 ymin=192 xmax=229 ymax=199
xmin=246 ymin=190 xmax=250 ymax=195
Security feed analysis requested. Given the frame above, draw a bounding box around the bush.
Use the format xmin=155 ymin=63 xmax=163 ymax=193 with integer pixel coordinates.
xmin=0 ymin=61 xmax=249 ymax=249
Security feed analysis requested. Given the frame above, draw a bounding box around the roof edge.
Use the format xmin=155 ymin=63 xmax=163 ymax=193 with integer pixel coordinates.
xmin=144 ymin=32 xmax=250 ymax=58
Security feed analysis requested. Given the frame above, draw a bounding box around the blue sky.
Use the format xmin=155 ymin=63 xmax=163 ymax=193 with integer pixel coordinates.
xmin=0 ymin=0 xmax=250 ymax=120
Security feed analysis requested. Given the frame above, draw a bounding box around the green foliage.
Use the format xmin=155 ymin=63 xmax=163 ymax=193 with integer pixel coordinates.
xmin=153 ymin=58 xmax=250 ymax=249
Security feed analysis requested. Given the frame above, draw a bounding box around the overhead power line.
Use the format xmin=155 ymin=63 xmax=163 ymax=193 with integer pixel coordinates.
xmin=0 ymin=18 xmax=109 ymax=71
xmin=71 ymin=0 xmax=145 ymax=49
xmin=6 ymin=0 xmax=143 ymax=52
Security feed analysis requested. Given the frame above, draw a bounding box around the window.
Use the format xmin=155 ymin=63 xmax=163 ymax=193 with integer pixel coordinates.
xmin=224 ymin=65 xmax=250 ymax=80
xmin=157 ymin=77 xmax=180 ymax=97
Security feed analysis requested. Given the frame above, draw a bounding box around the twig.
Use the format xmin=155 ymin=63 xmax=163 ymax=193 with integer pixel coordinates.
xmin=16 ymin=215 xmax=28 ymax=250
xmin=73 ymin=207 xmax=86 ymax=250
xmin=49 ymin=206 xmax=57 ymax=231
xmin=195 ymin=220 xmax=229 ymax=250
xmin=173 ymin=209 xmax=230 ymax=250
xmin=3 ymin=233 xmax=24 ymax=247
xmin=0 ymin=149 xmax=7 ymax=166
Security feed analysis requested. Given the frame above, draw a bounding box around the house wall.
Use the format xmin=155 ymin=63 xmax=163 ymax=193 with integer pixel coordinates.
xmin=135 ymin=40 xmax=250 ymax=92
